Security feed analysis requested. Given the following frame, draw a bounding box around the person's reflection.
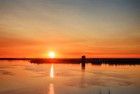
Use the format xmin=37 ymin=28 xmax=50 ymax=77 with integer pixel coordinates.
xmin=48 ymin=83 xmax=55 ymax=94
xmin=82 ymin=65 xmax=85 ymax=71
xmin=81 ymin=64 xmax=86 ymax=88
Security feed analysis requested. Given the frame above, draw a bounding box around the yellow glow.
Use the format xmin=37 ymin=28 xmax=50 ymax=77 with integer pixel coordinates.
xmin=48 ymin=83 xmax=54 ymax=94
xmin=48 ymin=51 xmax=56 ymax=58
xmin=50 ymin=64 xmax=54 ymax=78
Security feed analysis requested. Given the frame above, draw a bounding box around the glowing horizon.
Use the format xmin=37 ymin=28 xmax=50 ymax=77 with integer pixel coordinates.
xmin=0 ymin=0 xmax=139 ymax=58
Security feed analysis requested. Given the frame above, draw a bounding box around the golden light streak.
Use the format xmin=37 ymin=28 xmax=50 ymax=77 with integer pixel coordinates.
xmin=50 ymin=64 xmax=54 ymax=78
xmin=48 ymin=83 xmax=54 ymax=94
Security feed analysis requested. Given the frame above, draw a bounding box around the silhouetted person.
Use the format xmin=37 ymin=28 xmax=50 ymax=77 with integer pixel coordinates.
xmin=81 ymin=55 xmax=86 ymax=70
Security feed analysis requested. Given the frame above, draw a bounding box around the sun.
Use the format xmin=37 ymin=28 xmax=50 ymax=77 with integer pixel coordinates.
xmin=48 ymin=51 xmax=56 ymax=58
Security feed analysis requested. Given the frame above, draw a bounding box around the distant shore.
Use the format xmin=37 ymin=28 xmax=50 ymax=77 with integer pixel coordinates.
xmin=0 ymin=58 xmax=140 ymax=65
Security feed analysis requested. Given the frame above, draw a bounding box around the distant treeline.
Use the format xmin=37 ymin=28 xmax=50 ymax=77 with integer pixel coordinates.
xmin=0 ymin=58 xmax=140 ymax=65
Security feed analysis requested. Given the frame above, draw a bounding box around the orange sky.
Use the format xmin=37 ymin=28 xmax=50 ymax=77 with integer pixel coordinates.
xmin=0 ymin=0 xmax=140 ymax=58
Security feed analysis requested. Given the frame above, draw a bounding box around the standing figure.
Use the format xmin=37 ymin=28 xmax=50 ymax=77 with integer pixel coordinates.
xmin=81 ymin=55 xmax=86 ymax=70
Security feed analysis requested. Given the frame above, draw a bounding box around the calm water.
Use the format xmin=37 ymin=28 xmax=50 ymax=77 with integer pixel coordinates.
xmin=0 ymin=60 xmax=140 ymax=94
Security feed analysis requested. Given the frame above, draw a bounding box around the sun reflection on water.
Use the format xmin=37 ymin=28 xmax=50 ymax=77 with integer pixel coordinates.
xmin=48 ymin=83 xmax=54 ymax=94
xmin=50 ymin=64 xmax=54 ymax=79
xmin=48 ymin=64 xmax=55 ymax=94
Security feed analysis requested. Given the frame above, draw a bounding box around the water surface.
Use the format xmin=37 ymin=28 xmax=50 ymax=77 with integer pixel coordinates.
xmin=0 ymin=60 xmax=140 ymax=94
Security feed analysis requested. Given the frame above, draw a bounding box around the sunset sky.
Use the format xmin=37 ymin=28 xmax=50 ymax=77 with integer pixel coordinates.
xmin=0 ymin=0 xmax=139 ymax=58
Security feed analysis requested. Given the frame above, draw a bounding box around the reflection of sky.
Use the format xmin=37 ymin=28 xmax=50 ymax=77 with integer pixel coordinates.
xmin=0 ymin=61 xmax=140 ymax=94
xmin=0 ymin=0 xmax=140 ymax=58
xmin=0 ymin=69 xmax=14 ymax=76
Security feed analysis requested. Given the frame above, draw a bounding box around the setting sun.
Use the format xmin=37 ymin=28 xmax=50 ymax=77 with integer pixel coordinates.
xmin=48 ymin=51 xmax=56 ymax=58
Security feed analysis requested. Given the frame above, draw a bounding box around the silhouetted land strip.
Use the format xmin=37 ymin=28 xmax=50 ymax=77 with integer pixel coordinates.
xmin=0 ymin=58 xmax=140 ymax=65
